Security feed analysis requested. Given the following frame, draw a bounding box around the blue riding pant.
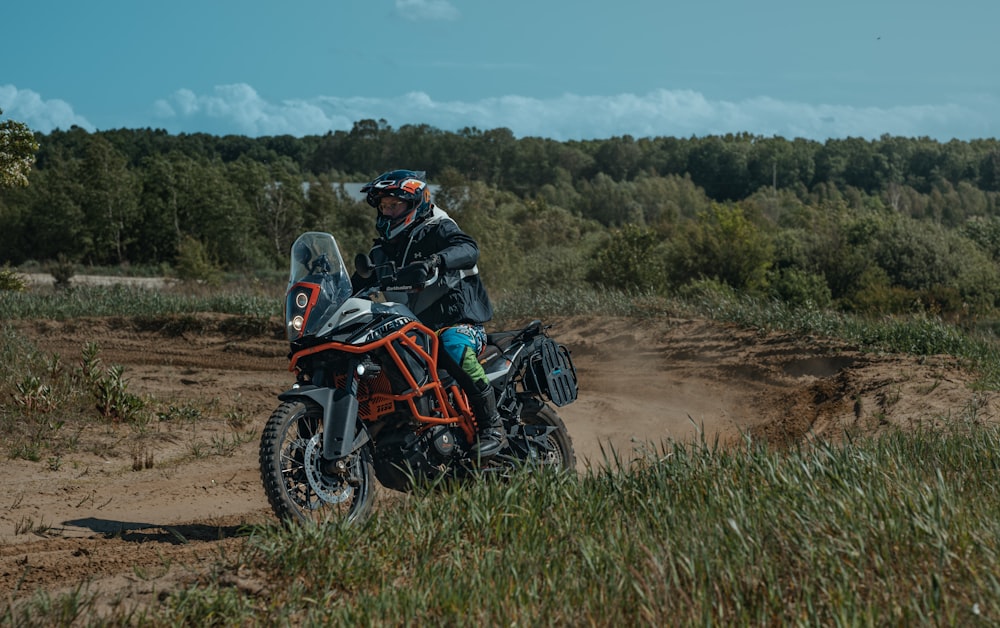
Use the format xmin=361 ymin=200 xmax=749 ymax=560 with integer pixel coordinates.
xmin=438 ymin=324 xmax=489 ymax=388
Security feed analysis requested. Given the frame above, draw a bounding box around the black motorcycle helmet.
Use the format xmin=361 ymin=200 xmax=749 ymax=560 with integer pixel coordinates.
xmin=361 ymin=169 xmax=432 ymax=241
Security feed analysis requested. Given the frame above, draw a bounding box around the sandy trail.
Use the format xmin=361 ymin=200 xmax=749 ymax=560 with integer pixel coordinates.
xmin=2 ymin=313 xmax=996 ymax=607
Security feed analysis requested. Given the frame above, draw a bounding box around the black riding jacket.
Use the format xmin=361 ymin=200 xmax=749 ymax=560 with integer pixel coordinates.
xmin=351 ymin=206 xmax=494 ymax=330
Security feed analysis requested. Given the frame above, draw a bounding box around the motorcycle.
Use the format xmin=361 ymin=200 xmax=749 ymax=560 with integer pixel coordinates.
xmin=259 ymin=232 xmax=578 ymax=525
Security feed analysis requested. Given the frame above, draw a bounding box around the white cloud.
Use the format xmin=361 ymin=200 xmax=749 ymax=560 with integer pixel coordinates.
xmin=0 ymin=85 xmax=94 ymax=133
xmin=155 ymin=85 xmax=356 ymax=136
xmin=6 ymin=82 xmax=991 ymax=141
xmin=394 ymin=0 xmax=460 ymax=21
xmin=151 ymin=83 xmax=996 ymax=142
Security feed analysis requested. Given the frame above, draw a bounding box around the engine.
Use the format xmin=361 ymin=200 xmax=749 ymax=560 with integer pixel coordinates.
xmin=372 ymin=424 xmax=462 ymax=491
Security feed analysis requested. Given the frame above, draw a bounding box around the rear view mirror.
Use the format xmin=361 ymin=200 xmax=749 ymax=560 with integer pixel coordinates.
xmin=354 ymin=253 xmax=375 ymax=279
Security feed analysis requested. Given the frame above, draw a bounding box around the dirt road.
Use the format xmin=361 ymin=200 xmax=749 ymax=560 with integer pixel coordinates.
xmin=2 ymin=314 xmax=995 ymax=609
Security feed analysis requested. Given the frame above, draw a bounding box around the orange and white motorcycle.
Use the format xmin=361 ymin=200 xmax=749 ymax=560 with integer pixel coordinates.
xmin=259 ymin=232 xmax=577 ymax=525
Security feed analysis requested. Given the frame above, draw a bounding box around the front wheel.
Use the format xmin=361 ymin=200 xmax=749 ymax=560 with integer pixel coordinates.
xmin=259 ymin=400 xmax=376 ymax=526
xmin=520 ymin=402 xmax=577 ymax=472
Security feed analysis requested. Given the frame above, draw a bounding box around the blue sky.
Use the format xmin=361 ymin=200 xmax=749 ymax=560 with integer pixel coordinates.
xmin=2 ymin=0 xmax=997 ymax=142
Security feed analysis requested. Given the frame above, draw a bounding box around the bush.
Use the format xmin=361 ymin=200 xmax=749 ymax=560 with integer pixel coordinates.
xmin=587 ymin=223 xmax=669 ymax=292
xmin=46 ymin=254 xmax=76 ymax=289
xmin=872 ymin=215 xmax=1000 ymax=314
xmin=665 ymin=203 xmax=774 ymax=294
xmin=0 ymin=264 xmax=26 ymax=291
xmin=841 ymin=266 xmax=919 ymax=314
xmin=768 ymin=267 xmax=832 ymax=309
xmin=175 ymin=235 xmax=222 ymax=284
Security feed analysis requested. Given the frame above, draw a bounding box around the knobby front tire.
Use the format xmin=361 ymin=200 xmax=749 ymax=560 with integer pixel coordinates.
xmin=259 ymin=400 xmax=376 ymax=526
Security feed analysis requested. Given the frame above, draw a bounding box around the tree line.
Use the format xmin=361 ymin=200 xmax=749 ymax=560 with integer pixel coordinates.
xmin=3 ymin=119 xmax=1000 ymax=318
xmin=24 ymin=121 xmax=1000 ymax=201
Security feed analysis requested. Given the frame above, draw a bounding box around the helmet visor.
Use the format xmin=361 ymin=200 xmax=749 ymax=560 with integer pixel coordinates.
xmin=378 ymin=196 xmax=411 ymax=216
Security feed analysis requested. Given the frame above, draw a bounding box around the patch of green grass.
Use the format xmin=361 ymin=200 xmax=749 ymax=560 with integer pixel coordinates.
xmin=0 ymin=284 xmax=280 ymax=321
xmin=15 ymin=424 xmax=991 ymax=626
xmin=677 ymin=288 xmax=1000 ymax=388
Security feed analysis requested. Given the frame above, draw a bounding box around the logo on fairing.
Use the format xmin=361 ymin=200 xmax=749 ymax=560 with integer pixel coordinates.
xmin=357 ymin=316 xmax=409 ymax=344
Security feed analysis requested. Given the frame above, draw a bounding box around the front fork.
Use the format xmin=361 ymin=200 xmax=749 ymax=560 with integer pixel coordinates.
xmin=278 ymin=358 xmax=368 ymax=477
xmin=322 ymin=358 xmax=361 ymax=474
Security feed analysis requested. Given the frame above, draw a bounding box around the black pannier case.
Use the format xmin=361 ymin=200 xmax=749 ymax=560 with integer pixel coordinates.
xmin=527 ymin=338 xmax=578 ymax=407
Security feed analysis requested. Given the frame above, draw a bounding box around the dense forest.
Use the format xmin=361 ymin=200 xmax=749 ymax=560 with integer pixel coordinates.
xmin=4 ymin=119 xmax=1000 ymax=318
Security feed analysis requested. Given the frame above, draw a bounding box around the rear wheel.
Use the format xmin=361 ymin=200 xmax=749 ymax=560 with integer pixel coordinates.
xmin=520 ymin=402 xmax=577 ymax=471
xmin=259 ymin=400 xmax=376 ymax=526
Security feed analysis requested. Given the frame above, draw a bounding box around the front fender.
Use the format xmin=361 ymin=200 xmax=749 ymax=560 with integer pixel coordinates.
xmin=278 ymin=385 xmax=366 ymax=460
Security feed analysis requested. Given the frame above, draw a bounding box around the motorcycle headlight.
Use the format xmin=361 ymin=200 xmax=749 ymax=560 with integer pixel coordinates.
xmin=295 ymin=292 xmax=309 ymax=308
xmin=291 ymin=315 xmax=304 ymax=332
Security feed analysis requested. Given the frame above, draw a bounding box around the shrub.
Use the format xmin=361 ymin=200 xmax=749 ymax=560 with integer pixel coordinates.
xmin=46 ymin=254 xmax=76 ymax=289
xmin=872 ymin=215 xmax=1000 ymax=314
xmin=665 ymin=203 xmax=774 ymax=294
xmin=587 ymin=223 xmax=669 ymax=292
xmin=175 ymin=235 xmax=222 ymax=284
xmin=768 ymin=267 xmax=832 ymax=309
xmin=80 ymin=342 xmax=146 ymax=423
xmin=0 ymin=264 xmax=26 ymax=291
xmin=841 ymin=266 xmax=920 ymax=314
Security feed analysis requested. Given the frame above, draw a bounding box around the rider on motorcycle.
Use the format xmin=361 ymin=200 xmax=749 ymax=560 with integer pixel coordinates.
xmin=351 ymin=169 xmax=508 ymax=460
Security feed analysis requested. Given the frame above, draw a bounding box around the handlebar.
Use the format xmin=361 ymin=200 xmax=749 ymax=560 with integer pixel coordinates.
xmin=352 ymin=254 xmax=440 ymax=298
xmin=381 ymin=266 xmax=439 ymax=292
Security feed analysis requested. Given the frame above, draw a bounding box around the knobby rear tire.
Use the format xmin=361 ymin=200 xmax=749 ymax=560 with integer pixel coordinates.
xmin=521 ymin=403 xmax=577 ymax=472
xmin=259 ymin=400 xmax=376 ymax=526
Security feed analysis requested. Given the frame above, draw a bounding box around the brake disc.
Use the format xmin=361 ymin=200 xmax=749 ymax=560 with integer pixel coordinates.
xmin=302 ymin=434 xmax=354 ymax=507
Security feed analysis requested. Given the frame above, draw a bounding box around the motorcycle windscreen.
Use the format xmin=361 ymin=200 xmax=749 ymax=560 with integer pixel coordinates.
xmin=286 ymin=232 xmax=353 ymax=341
xmin=288 ymin=232 xmax=352 ymax=295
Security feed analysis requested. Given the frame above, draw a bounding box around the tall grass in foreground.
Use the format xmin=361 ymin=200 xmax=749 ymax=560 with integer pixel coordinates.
xmin=11 ymin=426 xmax=999 ymax=625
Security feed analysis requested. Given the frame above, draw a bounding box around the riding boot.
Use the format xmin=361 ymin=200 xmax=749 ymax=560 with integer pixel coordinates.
xmin=468 ymin=381 xmax=507 ymax=461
